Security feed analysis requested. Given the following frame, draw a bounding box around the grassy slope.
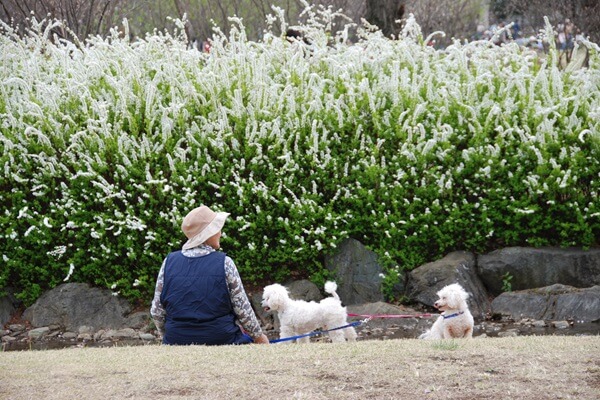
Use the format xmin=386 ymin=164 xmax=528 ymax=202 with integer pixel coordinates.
xmin=1 ymin=336 xmax=599 ymax=399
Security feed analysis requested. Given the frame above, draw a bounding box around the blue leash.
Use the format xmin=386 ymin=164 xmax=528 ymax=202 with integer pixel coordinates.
xmin=269 ymin=319 xmax=367 ymax=344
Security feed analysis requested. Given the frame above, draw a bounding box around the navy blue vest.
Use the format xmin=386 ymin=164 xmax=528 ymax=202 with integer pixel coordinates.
xmin=160 ymin=250 xmax=251 ymax=345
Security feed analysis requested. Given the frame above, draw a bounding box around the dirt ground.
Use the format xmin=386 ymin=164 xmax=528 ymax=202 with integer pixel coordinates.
xmin=1 ymin=335 xmax=598 ymax=400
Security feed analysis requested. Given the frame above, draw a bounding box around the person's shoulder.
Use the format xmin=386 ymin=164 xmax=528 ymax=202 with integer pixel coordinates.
xmin=166 ymin=250 xmax=183 ymax=259
xmin=223 ymin=253 xmax=237 ymax=267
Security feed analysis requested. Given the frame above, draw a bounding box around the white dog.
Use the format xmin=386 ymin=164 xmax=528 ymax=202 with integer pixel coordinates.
xmin=419 ymin=283 xmax=474 ymax=339
xmin=261 ymin=281 xmax=357 ymax=343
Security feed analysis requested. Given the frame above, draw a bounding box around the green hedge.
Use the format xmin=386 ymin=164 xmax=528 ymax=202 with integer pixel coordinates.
xmin=1 ymin=13 xmax=599 ymax=306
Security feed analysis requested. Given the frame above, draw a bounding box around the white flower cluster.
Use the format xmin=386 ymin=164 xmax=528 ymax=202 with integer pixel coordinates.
xmin=0 ymin=10 xmax=598 ymax=302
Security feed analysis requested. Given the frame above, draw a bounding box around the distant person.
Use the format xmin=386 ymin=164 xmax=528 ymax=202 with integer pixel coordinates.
xmin=285 ymin=28 xmax=310 ymax=45
xmin=202 ymin=39 xmax=212 ymax=53
xmin=493 ymin=22 xmax=508 ymax=46
xmin=151 ymin=205 xmax=269 ymax=346
xmin=564 ymin=19 xmax=575 ymax=50
xmin=475 ymin=23 xmax=486 ymax=40
xmin=557 ymin=23 xmax=567 ymax=50
xmin=512 ymin=20 xmax=521 ymax=39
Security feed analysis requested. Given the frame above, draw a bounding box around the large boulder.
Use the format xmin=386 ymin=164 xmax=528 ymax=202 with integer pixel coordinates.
xmin=406 ymin=251 xmax=490 ymax=320
xmin=477 ymin=247 xmax=600 ymax=296
xmin=285 ymin=279 xmax=323 ymax=302
xmin=324 ymin=238 xmax=385 ymax=305
xmin=0 ymin=288 xmax=19 ymax=327
xmin=491 ymin=284 xmax=600 ymax=322
xmin=23 ymin=283 xmax=132 ymax=331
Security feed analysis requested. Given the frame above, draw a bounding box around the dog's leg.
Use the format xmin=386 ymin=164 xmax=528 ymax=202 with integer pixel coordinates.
xmin=443 ymin=325 xmax=456 ymax=339
xmin=443 ymin=326 xmax=451 ymax=339
xmin=344 ymin=327 xmax=357 ymax=342
xmin=279 ymin=326 xmax=296 ymax=344
xmin=464 ymin=326 xmax=473 ymax=338
xmin=421 ymin=316 xmax=443 ymax=339
xmin=296 ymin=335 xmax=311 ymax=344
xmin=328 ymin=330 xmax=346 ymax=343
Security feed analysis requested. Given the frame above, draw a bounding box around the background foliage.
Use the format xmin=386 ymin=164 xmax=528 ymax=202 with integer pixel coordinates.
xmin=1 ymin=6 xmax=599 ymax=306
xmin=2 ymin=1 xmax=599 ymax=46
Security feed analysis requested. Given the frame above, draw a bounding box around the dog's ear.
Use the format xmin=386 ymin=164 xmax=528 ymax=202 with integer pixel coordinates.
xmin=447 ymin=291 xmax=459 ymax=309
xmin=447 ymin=286 xmax=469 ymax=309
xmin=461 ymin=287 xmax=470 ymax=301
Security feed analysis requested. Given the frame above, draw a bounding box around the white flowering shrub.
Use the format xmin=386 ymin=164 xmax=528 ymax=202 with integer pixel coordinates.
xmin=1 ymin=9 xmax=599 ymax=305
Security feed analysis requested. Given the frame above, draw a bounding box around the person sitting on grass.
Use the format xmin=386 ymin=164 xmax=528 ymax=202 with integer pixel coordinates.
xmin=150 ymin=205 xmax=269 ymax=345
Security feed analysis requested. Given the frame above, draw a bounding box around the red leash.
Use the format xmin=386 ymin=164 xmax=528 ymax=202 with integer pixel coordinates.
xmin=348 ymin=313 xmax=436 ymax=319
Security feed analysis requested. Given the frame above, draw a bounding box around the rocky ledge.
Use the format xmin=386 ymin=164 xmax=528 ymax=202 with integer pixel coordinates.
xmin=3 ymin=245 xmax=599 ymax=350
xmin=1 ymin=323 xmax=158 ymax=351
xmin=2 ymin=301 xmax=598 ymax=351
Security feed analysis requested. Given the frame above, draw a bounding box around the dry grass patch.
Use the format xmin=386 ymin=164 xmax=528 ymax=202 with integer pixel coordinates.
xmin=1 ymin=336 xmax=599 ymax=399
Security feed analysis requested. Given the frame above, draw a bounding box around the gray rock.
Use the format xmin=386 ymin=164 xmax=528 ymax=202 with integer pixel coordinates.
xmin=139 ymin=333 xmax=155 ymax=341
xmin=8 ymin=324 xmax=25 ymax=332
xmin=125 ymin=311 xmax=151 ymax=329
xmin=491 ymin=284 xmax=600 ymax=322
xmin=498 ymin=329 xmax=519 ymax=337
xmin=112 ymin=328 xmax=138 ymax=339
xmin=94 ymin=330 xmax=106 ymax=341
xmin=552 ymin=321 xmax=571 ymax=329
xmin=62 ymin=332 xmax=78 ymax=339
xmin=347 ymin=301 xmax=421 ymax=318
xmin=77 ymin=333 xmax=93 ymax=341
xmin=78 ymin=325 xmax=94 ymax=334
xmin=23 ymin=283 xmax=132 ymax=331
xmin=95 ymin=328 xmax=139 ymax=340
xmin=100 ymin=329 xmax=118 ymax=340
xmin=28 ymin=327 xmax=50 ymax=340
xmin=478 ymin=247 xmax=600 ymax=296
xmin=285 ymin=280 xmax=322 ymax=302
xmin=0 ymin=288 xmax=19 ymax=327
xmin=325 ymin=238 xmax=385 ymax=305
xmin=406 ymin=251 xmax=491 ymax=320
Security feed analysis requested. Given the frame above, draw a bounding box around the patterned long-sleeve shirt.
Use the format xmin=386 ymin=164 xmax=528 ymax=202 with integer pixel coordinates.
xmin=150 ymin=245 xmax=263 ymax=340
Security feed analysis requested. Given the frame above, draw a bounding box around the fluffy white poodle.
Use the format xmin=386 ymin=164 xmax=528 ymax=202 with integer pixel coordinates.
xmin=419 ymin=283 xmax=474 ymax=339
xmin=261 ymin=281 xmax=357 ymax=343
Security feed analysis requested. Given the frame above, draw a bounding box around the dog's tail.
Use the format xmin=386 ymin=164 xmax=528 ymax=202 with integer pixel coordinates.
xmin=324 ymin=281 xmax=340 ymax=301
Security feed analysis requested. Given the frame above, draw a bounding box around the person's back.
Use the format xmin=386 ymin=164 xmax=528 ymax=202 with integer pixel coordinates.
xmin=161 ymin=250 xmax=250 ymax=345
xmin=151 ymin=205 xmax=269 ymax=346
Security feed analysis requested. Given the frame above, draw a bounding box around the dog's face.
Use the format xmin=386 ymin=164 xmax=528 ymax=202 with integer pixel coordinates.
xmin=434 ymin=283 xmax=469 ymax=311
xmin=261 ymin=283 xmax=289 ymax=312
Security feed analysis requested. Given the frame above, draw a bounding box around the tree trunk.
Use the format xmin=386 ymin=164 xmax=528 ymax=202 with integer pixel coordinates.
xmin=172 ymin=0 xmax=195 ymax=43
xmin=364 ymin=0 xmax=406 ymax=38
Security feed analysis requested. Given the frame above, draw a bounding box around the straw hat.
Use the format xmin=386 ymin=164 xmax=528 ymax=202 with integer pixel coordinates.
xmin=181 ymin=206 xmax=229 ymax=250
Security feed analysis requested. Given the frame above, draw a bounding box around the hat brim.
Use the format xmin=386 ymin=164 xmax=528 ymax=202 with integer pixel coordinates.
xmin=182 ymin=212 xmax=229 ymax=250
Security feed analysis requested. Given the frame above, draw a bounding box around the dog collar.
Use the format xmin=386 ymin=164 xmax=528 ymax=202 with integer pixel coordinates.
xmin=442 ymin=311 xmax=465 ymax=319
